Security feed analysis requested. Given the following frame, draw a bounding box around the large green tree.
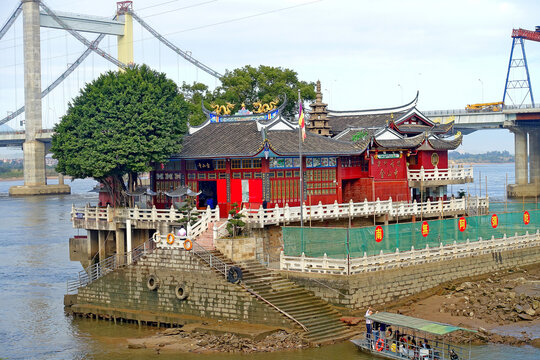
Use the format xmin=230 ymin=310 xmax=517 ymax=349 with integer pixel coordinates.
xmin=51 ymin=64 xmax=188 ymax=205
xmin=181 ymin=65 xmax=316 ymax=126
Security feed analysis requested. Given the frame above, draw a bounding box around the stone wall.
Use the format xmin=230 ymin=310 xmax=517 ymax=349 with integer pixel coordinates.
xmin=72 ymin=248 xmax=293 ymax=329
xmin=214 ymin=237 xmax=262 ymax=262
xmin=282 ymin=246 xmax=540 ymax=312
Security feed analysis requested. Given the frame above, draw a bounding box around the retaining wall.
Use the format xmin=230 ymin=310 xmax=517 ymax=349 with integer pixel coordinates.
xmin=71 ymin=248 xmax=294 ymax=329
xmin=281 ymin=245 xmax=540 ymax=311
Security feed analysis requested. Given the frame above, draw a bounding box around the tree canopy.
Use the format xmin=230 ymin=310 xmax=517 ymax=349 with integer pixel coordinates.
xmin=51 ymin=64 xmax=188 ymax=204
xmin=181 ymin=65 xmax=316 ymax=126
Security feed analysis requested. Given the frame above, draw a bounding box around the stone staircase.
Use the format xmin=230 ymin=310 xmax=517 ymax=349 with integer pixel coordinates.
xmin=193 ymin=220 xmax=226 ymax=250
xmin=204 ymin=249 xmax=356 ymax=345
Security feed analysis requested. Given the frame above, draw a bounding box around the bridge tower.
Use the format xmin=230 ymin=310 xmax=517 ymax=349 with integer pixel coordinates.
xmin=503 ymin=28 xmax=540 ymax=108
xmin=9 ymin=0 xmax=70 ymax=196
xmin=9 ymin=1 xmax=136 ymax=196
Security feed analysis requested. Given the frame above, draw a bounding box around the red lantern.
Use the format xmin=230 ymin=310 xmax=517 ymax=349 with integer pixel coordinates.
xmin=491 ymin=214 xmax=498 ymax=229
xmin=375 ymin=226 xmax=384 ymax=243
xmin=458 ymin=217 xmax=467 ymax=232
xmin=421 ymin=221 xmax=429 ymax=237
xmin=524 ymin=211 xmax=530 ymax=225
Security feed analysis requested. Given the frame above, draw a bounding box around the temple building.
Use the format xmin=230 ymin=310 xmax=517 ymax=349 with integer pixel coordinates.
xmin=150 ymin=85 xmax=466 ymax=217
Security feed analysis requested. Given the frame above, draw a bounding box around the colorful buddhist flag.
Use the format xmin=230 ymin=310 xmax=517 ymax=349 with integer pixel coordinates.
xmin=524 ymin=211 xmax=530 ymax=225
xmin=375 ymin=225 xmax=384 ymax=242
xmin=458 ymin=217 xmax=467 ymax=232
xmin=421 ymin=221 xmax=429 ymax=237
xmin=491 ymin=214 xmax=498 ymax=229
xmin=298 ymin=102 xmax=306 ymax=141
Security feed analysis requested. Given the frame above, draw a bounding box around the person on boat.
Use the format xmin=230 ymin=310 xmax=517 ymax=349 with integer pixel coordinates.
xmin=372 ymin=321 xmax=380 ymax=348
xmin=365 ymin=307 xmax=374 ymax=346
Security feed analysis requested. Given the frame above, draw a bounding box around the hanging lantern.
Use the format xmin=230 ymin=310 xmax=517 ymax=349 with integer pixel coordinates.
xmin=375 ymin=226 xmax=384 ymax=243
xmin=458 ymin=217 xmax=467 ymax=232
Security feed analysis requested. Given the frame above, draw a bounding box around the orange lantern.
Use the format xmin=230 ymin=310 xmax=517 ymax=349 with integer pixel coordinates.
xmin=458 ymin=217 xmax=467 ymax=232
xmin=421 ymin=221 xmax=429 ymax=237
xmin=491 ymin=214 xmax=498 ymax=229
xmin=524 ymin=211 xmax=530 ymax=225
xmin=375 ymin=226 xmax=384 ymax=243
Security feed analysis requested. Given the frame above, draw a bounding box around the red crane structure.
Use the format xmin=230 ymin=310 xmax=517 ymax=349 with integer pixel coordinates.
xmin=503 ymin=27 xmax=540 ymax=108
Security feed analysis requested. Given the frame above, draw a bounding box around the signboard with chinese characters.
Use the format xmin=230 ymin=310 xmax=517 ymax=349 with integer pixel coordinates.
xmin=491 ymin=214 xmax=499 ymax=228
xmin=524 ymin=211 xmax=530 ymax=225
xmin=421 ymin=221 xmax=429 ymax=237
xmin=375 ymin=225 xmax=384 ymax=242
xmin=458 ymin=217 xmax=467 ymax=232
xmin=195 ymin=160 xmax=214 ymax=171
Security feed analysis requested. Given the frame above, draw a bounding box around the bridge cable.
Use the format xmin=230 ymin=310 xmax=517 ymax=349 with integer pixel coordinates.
xmin=0 ymin=2 xmax=22 ymax=41
xmin=38 ymin=1 xmax=127 ymax=70
xmin=0 ymin=32 xmax=107 ymax=126
xmin=128 ymin=10 xmax=223 ymax=79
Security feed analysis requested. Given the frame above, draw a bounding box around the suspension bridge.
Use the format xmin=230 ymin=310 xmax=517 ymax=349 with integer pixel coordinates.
xmin=1 ymin=0 xmax=224 ymax=195
xmin=1 ymin=0 xmax=540 ymax=198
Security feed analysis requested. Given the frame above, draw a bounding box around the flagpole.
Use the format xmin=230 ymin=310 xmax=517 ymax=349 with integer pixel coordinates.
xmin=298 ymin=89 xmax=304 ymax=235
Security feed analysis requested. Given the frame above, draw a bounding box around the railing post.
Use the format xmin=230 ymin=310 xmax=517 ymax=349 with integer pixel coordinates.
xmin=107 ymin=204 xmax=112 ymax=222
xmin=213 ymin=223 xmax=218 ymax=241
xmin=434 ymin=166 xmax=439 ymax=180
xmin=301 ymin=252 xmax=305 ymax=272
xmin=151 ymin=205 xmax=157 ymax=222
xmin=133 ymin=205 xmax=139 ymax=220
xmin=420 ymin=166 xmax=425 ymax=181
xmin=284 ymin=204 xmax=290 ymax=223
xmin=280 ymin=250 xmax=284 ymax=270
xmin=258 ymin=205 xmax=264 ymax=228
xmin=215 ymin=205 xmax=220 ymax=221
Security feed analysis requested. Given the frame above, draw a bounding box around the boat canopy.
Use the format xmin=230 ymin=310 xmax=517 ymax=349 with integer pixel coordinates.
xmin=367 ymin=312 xmax=476 ymax=335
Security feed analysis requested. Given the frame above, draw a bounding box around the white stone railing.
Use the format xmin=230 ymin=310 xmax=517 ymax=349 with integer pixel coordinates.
xmin=407 ymin=166 xmax=473 ymax=182
xmin=244 ymin=196 xmax=489 ymax=228
xmin=280 ymin=230 xmax=540 ymax=275
xmin=71 ymin=204 xmax=220 ymax=224
xmin=72 ymin=197 xmax=487 ymax=229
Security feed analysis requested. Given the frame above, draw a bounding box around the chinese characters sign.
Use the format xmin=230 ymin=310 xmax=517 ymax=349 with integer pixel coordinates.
xmin=195 ymin=160 xmax=214 ymax=171
xmin=458 ymin=217 xmax=467 ymax=232
xmin=524 ymin=211 xmax=530 ymax=225
xmin=421 ymin=221 xmax=429 ymax=237
xmin=375 ymin=226 xmax=384 ymax=243
xmin=491 ymin=214 xmax=498 ymax=229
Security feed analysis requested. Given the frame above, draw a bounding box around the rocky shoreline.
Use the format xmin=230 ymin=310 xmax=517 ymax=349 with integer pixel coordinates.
xmin=391 ymin=264 xmax=540 ymax=348
xmin=125 ymin=264 xmax=540 ymax=354
xmin=127 ymin=327 xmax=310 ymax=354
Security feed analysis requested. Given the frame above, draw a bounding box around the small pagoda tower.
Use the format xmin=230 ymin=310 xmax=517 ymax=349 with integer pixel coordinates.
xmin=307 ymin=80 xmax=331 ymax=136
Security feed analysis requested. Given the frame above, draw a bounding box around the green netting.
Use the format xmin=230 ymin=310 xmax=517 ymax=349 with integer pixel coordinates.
xmin=283 ymin=210 xmax=540 ymax=258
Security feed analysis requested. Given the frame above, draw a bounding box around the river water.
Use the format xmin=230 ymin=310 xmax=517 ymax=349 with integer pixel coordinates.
xmin=0 ymin=163 xmax=538 ymax=359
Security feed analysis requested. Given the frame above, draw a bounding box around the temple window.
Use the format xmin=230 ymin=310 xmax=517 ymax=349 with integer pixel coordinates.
xmin=214 ymin=159 xmax=226 ymax=170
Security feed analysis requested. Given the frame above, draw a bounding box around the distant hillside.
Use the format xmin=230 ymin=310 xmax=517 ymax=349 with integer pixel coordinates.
xmin=449 ymin=150 xmax=514 ymax=164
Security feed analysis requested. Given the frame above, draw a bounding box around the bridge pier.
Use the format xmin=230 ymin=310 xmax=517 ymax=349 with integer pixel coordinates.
xmin=508 ymin=128 xmax=540 ymax=198
xmin=9 ymin=0 xmax=69 ymax=196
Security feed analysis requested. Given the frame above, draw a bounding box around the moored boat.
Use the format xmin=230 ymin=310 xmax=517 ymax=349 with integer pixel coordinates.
xmin=351 ymin=312 xmax=475 ymax=359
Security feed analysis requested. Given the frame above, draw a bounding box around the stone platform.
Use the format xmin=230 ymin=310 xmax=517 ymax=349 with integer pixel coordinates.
xmin=9 ymin=184 xmax=71 ymax=196
xmin=507 ymin=183 xmax=540 ymax=198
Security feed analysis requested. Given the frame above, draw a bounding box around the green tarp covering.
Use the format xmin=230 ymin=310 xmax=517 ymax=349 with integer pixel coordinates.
xmin=367 ymin=312 xmax=475 ymax=335
xmin=283 ymin=209 xmax=540 ymax=258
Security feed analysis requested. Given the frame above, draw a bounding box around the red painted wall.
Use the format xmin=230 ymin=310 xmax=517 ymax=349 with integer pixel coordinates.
xmin=411 ymin=151 xmax=448 ymax=170
xmin=369 ymin=154 xmax=407 ymax=180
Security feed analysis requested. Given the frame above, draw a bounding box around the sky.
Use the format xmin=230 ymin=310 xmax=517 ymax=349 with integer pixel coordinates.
xmin=1 ymin=0 xmax=540 ymax=157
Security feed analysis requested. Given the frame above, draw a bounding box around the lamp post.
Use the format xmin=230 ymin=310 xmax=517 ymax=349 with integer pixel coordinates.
xmin=478 ymin=79 xmax=484 ymax=103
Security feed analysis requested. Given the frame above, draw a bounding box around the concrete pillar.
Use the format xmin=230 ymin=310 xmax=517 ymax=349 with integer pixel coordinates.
xmin=22 ymin=0 xmax=44 ymax=185
xmin=58 ymin=173 xmax=64 ymax=185
xmin=514 ymin=129 xmax=528 ymax=185
xmin=529 ymin=131 xmax=540 ymax=185
xmin=9 ymin=1 xmax=70 ymax=196
xmin=117 ymin=12 xmax=133 ymax=67
xmin=98 ymin=231 xmax=106 ymax=262
xmin=126 ymin=219 xmax=132 ymax=264
xmin=115 ymin=228 xmax=125 ymax=265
